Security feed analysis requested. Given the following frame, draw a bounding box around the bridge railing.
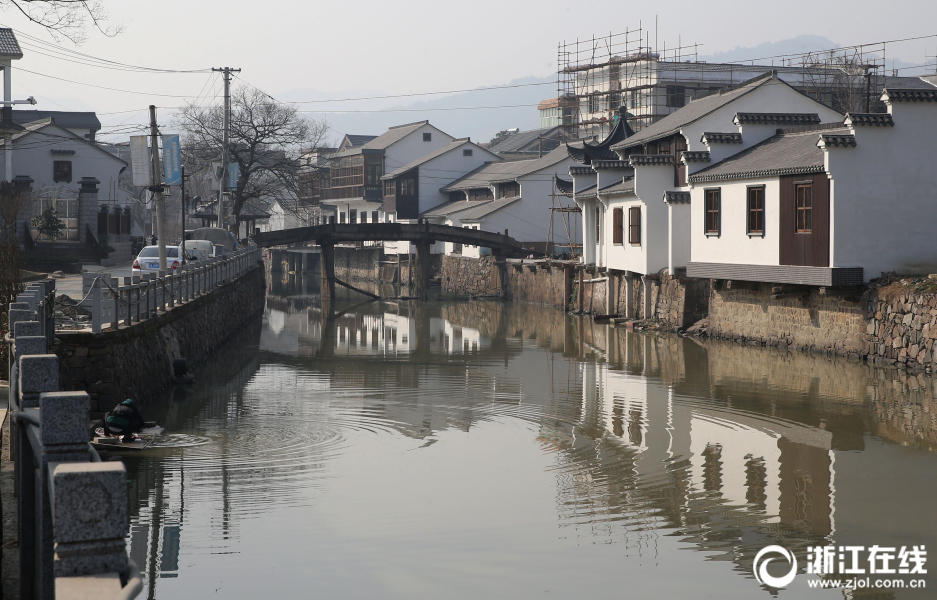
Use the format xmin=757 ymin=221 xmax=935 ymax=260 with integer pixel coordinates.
xmin=82 ymin=246 xmax=262 ymax=333
xmin=8 ymin=286 xmax=143 ymax=600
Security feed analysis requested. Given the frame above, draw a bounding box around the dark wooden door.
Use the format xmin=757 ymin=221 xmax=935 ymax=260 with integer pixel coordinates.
xmin=779 ymin=173 xmax=829 ymax=267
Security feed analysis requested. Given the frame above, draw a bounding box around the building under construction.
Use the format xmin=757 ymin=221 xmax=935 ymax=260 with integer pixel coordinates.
xmin=548 ymin=29 xmax=894 ymax=141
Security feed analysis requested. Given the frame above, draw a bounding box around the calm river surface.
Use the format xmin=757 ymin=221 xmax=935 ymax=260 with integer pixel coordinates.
xmin=121 ymin=281 xmax=937 ymax=599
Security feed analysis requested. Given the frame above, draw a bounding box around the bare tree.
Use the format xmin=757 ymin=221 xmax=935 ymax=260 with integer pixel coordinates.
xmin=174 ymin=86 xmax=330 ymax=230
xmin=3 ymin=1 xmax=119 ymax=42
xmin=0 ymin=181 xmax=29 ymax=319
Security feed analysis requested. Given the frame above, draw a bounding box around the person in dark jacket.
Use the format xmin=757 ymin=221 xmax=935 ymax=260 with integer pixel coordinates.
xmin=103 ymin=399 xmax=145 ymax=442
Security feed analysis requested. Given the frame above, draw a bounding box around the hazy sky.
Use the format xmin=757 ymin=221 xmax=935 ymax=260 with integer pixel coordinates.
xmin=2 ymin=0 xmax=935 ymax=140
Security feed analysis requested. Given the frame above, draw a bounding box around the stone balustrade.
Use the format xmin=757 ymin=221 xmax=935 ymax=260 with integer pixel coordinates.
xmin=8 ymin=286 xmax=142 ymax=600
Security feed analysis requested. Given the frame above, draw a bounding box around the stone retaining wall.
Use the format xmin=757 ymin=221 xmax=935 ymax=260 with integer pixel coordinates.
xmin=507 ymin=262 xmax=572 ymax=311
xmin=441 ymin=255 xmax=496 ymax=297
xmin=865 ymin=283 xmax=937 ymax=372
xmin=707 ymin=283 xmax=868 ymax=357
xmin=56 ymin=265 xmax=266 ymax=412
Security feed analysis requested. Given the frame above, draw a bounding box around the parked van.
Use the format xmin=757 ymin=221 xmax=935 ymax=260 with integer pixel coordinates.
xmin=184 ymin=240 xmax=214 ymax=262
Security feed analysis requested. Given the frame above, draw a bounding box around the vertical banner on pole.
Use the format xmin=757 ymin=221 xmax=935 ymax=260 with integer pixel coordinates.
xmin=162 ymin=134 xmax=182 ymax=186
xmin=227 ymin=162 xmax=239 ymax=191
xmin=130 ymin=136 xmax=151 ymax=187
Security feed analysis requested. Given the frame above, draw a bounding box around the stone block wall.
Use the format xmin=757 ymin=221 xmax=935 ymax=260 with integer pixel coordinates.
xmin=707 ymin=283 xmax=868 ymax=357
xmin=655 ymin=270 xmax=710 ymax=328
xmin=441 ymin=255 xmax=496 ymax=297
xmin=507 ymin=263 xmax=573 ymax=311
xmin=865 ymin=284 xmax=937 ymax=372
xmin=56 ymin=265 xmax=266 ymax=411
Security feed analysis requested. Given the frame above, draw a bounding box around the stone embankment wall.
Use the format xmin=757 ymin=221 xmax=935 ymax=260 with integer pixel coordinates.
xmin=506 ymin=263 xmax=572 ymax=311
xmin=707 ymin=283 xmax=868 ymax=357
xmin=56 ymin=265 xmax=266 ymax=412
xmin=441 ymin=255 xmax=497 ymax=297
xmin=865 ymin=284 xmax=937 ymax=371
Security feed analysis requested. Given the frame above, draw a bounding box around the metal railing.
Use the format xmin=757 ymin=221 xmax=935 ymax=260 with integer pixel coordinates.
xmin=9 ymin=284 xmax=142 ymax=600
xmin=83 ymin=246 xmax=261 ymax=333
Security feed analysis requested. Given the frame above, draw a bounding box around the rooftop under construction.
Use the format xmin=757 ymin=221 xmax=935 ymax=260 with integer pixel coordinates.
xmin=550 ymin=28 xmax=912 ymax=142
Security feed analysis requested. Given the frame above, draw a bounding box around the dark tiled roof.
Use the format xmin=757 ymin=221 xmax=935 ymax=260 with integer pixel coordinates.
xmin=488 ymin=127 xmax=561 ymax=154
xmin=362 ymin=121 xmax=434 ymax=150
xmin=844 ymin=113 xmax=894 ymax=127
xmin=700 ymin=132 xmax=742 ymax=144
xmin=598 ymin=179 xmax=635 ymax=196
xmin=0 ymin=29 xmax=22 ymax=58
xmin=421 ymin=199 xmax=482 ymax=218
xmin=440 ymin=146 xmax=569 ymax=191
xmin=555 ymin=175 xmax=574 ymax=196
xmin=591 ymin=160 xmax=630 ymax=170
xmin=611 ymin=73 xmax=779 ymax=151
xmin=819 ymin=134 xmax=856 ymax=148
xmin=457 ymin=197 xmax=522 ymax=222
xmin=681 ymin=151 xmax=711 ymax=162
xmin=569 ymin=166 xmax=594 ymax=175
xmin=689 ymin=128 xmax=849 ymax=183
xmin=663 ymin=191 xmax=690 ymax=204
xmin=12 ymin=111 xmax=101 ymax=132
xmin=883 ymin=76 xmax=937 ymax=90
xmin=566 ymin=112 xmax=635 ymax=164
xmin=344 ymin=134 xmax=377 ymax=148
xmin=883 ymin=88 xmax=937 ymax=103
xmin=734 ymin=112 xmax=820 ymax=125
xmin=630 ymin=155 xmax=674 ymax=166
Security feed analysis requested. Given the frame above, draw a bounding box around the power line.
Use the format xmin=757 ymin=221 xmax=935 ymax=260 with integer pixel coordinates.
xmin=16 ymin=66 xmax=206 ymax=97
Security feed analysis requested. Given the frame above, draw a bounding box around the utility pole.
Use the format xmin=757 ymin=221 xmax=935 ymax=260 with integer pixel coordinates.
xmin=148 ymin=105 xmax=167 ymax=271
xmin=181 ymin=165 xmax=187 ymax=264
xmin=212 ymin=67 xmax=240 ymax=233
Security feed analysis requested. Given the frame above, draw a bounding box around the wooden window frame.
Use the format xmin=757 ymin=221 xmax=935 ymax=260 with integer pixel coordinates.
xmin=372 ymin=211 xmax=378 ymax=223
xmin=795 ymin=182 xmax=813 ymax=233
xmin=349 ymin=209 xmax=357 ymax=224
xmin=595 ymin=206 xmax=601 ymax=243
xmin=612 ymin=207 xmax=623 ymax=245
xmin=53 ymin=160 xmax=72 ymax=183
xmin=704 ymin=188 xmax=721 ymax=236
xmin=747 ymin=185 xmax=765 ymax=237
xmin=628 ymin=206 xmax=641 ymax=245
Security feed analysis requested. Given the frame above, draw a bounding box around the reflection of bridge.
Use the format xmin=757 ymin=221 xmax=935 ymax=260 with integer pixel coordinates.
xmin=254 ymin=223 xmax=528 ymax=300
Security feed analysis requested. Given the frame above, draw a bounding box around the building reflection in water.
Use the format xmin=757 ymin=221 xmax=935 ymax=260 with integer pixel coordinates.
xmin=122 ymin=282 xmax=937 ymax=597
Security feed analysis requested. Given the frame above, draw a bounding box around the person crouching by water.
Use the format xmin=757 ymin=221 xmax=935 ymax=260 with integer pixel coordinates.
xmin=104 ymin=399 xmax=145 ymax=442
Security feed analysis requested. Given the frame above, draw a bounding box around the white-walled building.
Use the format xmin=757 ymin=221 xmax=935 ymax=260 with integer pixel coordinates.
xmin=422 ymin=146 xmax=579 ymax=256
xmin=686 ymin=78 xmax=937 ymax=285
xmin=321 ymin=120 xmax=454 ymax=226
xmin=570 ymin=73 xmax=843 ymax=278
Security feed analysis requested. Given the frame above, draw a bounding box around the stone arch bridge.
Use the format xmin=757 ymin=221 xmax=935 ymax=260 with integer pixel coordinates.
xmin=253 ymin=222 xmax=529 ymax=301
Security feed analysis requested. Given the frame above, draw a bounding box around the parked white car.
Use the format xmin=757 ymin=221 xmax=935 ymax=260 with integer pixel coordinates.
xmin=132 ymin=245 xmax=184 ymax=275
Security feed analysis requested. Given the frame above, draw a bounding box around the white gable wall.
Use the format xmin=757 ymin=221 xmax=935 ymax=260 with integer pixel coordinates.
xmin=415 ymin=143 xmax=499 ymax=215
xmin=382 ymin=123 xmax=454 ymax=174
xmin=3 ymin=124 xmax=128 ymax=202
xmin=827 ymin=101 xmax=937 ymax=279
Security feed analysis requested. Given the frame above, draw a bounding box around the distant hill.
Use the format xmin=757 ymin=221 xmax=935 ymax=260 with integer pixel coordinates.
xmin=269 ymin=35 xmax=924 ymax=146
xmin=699 ymin=35 xmax=839 ymax=64
xmin=284 ymin=75 xmax=553 ymax=146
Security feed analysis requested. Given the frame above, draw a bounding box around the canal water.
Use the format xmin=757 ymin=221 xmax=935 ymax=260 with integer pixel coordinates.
xmin=120 ymin=282 xmax=937 ymax=599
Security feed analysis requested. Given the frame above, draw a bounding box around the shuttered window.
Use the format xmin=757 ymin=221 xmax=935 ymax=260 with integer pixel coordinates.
xmin=628 ymin=206 xmax=641 ymax=245
xmin=705 ymin=189 xmax=721 ymax=235
xmin=796 ymin=183 xmax=812 ymax=233
xmin=747 ymin=186 xmax=764 ymax=235
xmin=612 ymin=207 xmax=623 ymax=245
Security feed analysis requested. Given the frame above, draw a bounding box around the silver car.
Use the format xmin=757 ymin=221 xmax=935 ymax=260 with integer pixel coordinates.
xmin=132 ymin=245 xmax=184 ymax=275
